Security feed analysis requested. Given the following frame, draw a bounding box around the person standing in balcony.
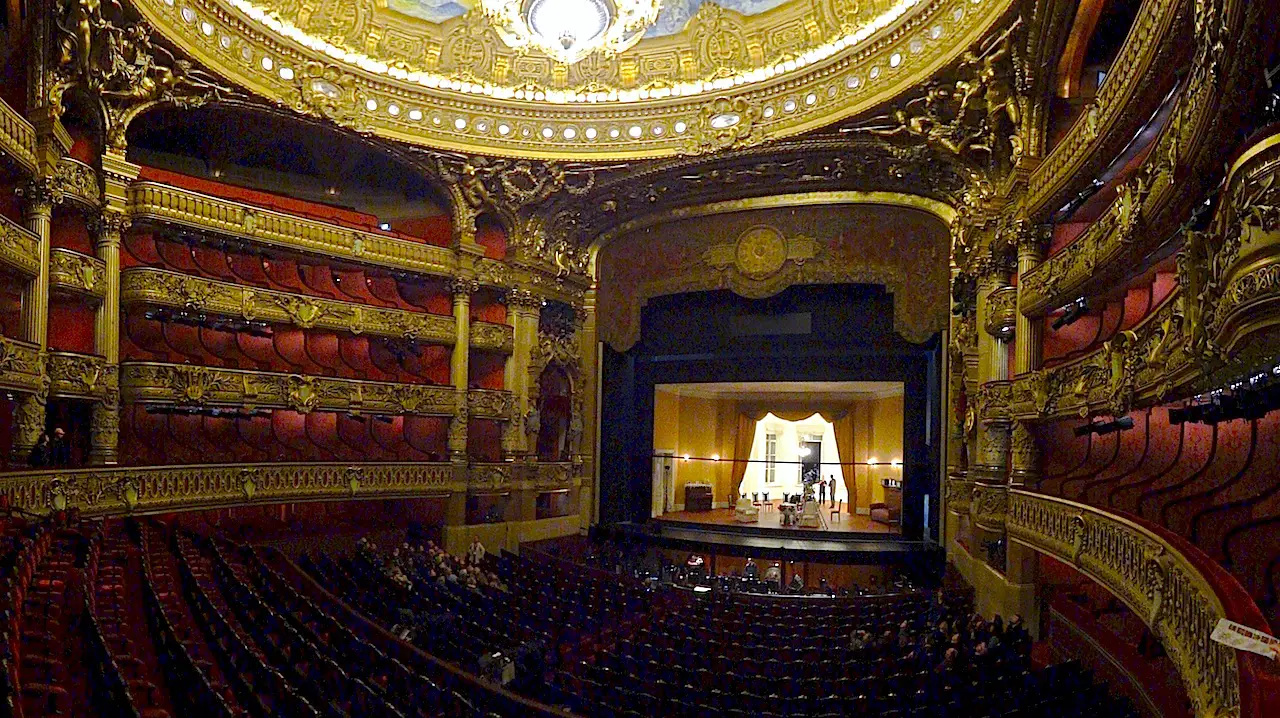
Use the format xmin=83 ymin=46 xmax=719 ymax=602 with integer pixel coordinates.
xmin=50 ymin=427 xmax=70 ymax=467
xmin=27 ymin=432 xmax=51 ymax=468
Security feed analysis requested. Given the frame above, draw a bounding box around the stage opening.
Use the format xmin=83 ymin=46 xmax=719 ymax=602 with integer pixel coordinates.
xmin=652 ymin=381 xmax=905 ymax=536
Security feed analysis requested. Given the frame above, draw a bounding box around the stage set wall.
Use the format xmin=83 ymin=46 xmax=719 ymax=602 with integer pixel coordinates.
xmin=599 ymin=284 xmax=942 ymax=541
xmin=652 ymin=389 xmax=905 ymax=513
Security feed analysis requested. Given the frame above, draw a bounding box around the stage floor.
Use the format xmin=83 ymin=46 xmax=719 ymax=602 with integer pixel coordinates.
xmin=656 ymin=501 xmax=897 ymax=535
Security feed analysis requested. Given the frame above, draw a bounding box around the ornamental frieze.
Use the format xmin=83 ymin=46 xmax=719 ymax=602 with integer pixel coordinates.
xmin=121 ymin=362 xmax=458 ymax=416
xmin=467 ymin=463 xmax=512 ymax=493
xmin=982 ymin=285 xmax=1016 ymax=338
xmin=1006 ymin=491 xmax=1241 ymax=718
xmin=970 ymin=482 xmax=1007 ymax=533
xmin=534 ymin=462 xmax=576 ymax=491
xmin=467 ymin=389 xmax=515 ymax=421
xmin=120 ymin=268 xmax=456 ymax=343
xmin=0 ymin=462 xmax=461 ymax=517
xmin=50 ymin=249 xmax=106 ymax=299
xmin=47 ymin=352 xmax=116 ymax=401
xmin=0 ymin=337 xmax=46 ymax=396
xmin=127 ymin=182 xmax=455 ymax=277
xmin=944 ymin=474 xmax=973 ymax=516
xmin=469 ymin=321 xmax=514 ymax=354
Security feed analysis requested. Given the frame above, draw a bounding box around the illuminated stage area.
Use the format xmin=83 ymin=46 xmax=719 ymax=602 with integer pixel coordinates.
xmin=651 ymin=381 xmax=906 ymax=538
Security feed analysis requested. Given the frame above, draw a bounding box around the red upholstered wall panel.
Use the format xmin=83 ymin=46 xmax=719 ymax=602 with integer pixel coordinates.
xmin=50 ymin=215 xmax=93 ymax=253
xmin=48 ymin=301 xmax=97 ymax=354
xmin=392 ymin=215 xmax=452 ymax=247
xmin=476 ymin=223 xmax=508 ymax=259
xmin=470 ymin=353 xmax=506 ymax=390
xmin=467 ymin=419 xmax=502 ymax=462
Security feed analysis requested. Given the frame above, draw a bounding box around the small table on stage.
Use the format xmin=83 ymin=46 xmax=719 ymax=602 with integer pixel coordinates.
xmin=779 ymin=502 xmax=797 ymax=526
xmin=685 ymin=483 xmax=713 ymax=511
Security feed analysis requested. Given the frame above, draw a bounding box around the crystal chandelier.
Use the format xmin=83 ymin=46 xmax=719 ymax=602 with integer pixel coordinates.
xmin=480 ymin=0 xmax=662 ymax=65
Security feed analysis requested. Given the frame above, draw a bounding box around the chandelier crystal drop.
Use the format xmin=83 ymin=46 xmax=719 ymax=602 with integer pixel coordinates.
xmin=480 ymin=0 xmax=662 ymax=65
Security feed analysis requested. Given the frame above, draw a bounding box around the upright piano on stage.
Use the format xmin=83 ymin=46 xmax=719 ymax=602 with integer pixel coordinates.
xmin=684 ymin=483 xmax=713 ymax=511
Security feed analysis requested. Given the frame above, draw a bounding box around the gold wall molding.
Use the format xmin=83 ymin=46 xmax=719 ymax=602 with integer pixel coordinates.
xmin=1007 ymin=490 xmax=1242 ymax=718
xmin=469 ymin=320 xmax=514 ymax=354
xmin=596 ymin=194 xmax=953 ymax=350
xmin=970 ymin=481 xmax=1007 ymax=532
xmin=120 ymin=362 xmax=459 ymax=416
xmin=126 ymin=0 xmax=1015 ymax=159
xmin=467 ymin=388 xmax=515 ymax=420
xmin=0 ymin=97 xmax=37 ymax=174
xmin=120 ymin=267 xmax=457 ymax=344
xmin=0 ymin=213 xmax=42 ymax=277
xmin=945 ymin=473 xmax=973 ymax=515
xmin=48 ymin=352 xmax=116 ymax=402
xmin=127 ymin=181 xmax=456 ymax=277
xmin=0 ymin=462 xmax=461 ymax=517
xmin=464 ymin=461 xmax=581 ymax=493
xmin=50 ymin=248 xmax=107 ymax=299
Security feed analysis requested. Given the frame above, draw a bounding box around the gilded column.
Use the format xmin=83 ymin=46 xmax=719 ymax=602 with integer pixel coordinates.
xmin=10 ymin=179 xmax=59 ymax=465
xmin=1014 ymin=226 xmax=1049 ymax=376
xmin=578 ymin=287 xmax=599 ymax=526
xmin=448 ymin=278 xmax=477 ymax=461
xmin=504 ymin=289 xmax=541 ymax=456
xmin=973 ymin=255 xmax=1013 ymax=485
xmin=88 ymin=211 xmax=128 ymax=465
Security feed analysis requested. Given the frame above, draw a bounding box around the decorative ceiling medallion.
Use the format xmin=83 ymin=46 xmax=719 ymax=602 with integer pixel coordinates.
xmin=482 ymin=0 xmax=660 ymax=65
xmin=130 ymin=0 xmax=1012 ymax=158
xmin=704 ymin=224 xmax=819 ymax=281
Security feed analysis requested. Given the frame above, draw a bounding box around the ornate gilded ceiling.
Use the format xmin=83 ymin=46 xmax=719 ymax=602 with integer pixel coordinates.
xmin=129 ymin=0 xmax=1014 ymax=158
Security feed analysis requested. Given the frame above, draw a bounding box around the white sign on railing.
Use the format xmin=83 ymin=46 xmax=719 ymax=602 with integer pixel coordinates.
xmin=1210 ymin=619 xmax=1279 ymax=660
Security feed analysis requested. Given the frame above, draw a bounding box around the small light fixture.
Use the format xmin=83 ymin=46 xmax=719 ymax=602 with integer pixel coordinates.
xmin=868 ymin=458 xmax=878 ymax=465
xmin=711 ymin=454 xmax=720 ymax=461
xmin=378 ymin=222 xmax=391 ymax=231
xmin=890 ymin=458 xmax=902 ymax=467
xmin=682 ymin=454 xmax=690 ymax=461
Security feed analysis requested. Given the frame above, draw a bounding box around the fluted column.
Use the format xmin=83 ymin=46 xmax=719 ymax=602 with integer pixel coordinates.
xmin=1015 ymin=230 xmax=1049 ymax=376
xmin=11 ymin=179 xmax=59 ymax=465
xmin=448 ymin=279 xmax=477 ymax=461
xmin=88 ymin=211 xmax=128 ymax=465
xmin=973 ymin=260 xmax=1013 ymax=485
xmin=504 ymin=289 xmax=541 ymax=457
xmin=578 ymin=287 xmax=599 ymax=526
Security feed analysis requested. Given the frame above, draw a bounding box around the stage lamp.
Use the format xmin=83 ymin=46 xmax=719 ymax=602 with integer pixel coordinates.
xmin=682 ymin=454 xmax=690 ymax=461
xmin=867 ymin=458 xmax=878 ymax=465
xmin=1052 ymin=298 xmax=1089 ymax=330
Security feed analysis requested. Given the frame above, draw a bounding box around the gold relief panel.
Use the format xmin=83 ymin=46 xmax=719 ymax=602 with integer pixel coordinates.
xmin=0 ymin=462 xmax=461 ymax=517
xmin=0 ymin=337 xmax=48 ymax=396
xmin=944 ymin=473 xmax=973 ymax=515
xmin=0 ymin=214 xmax=41 ymax=277
xmin=467 ymin=388 xmax=515 ymax=420
xmin=534 ymin=462 xmax=576 ymax=491
xmin=127 ymin=182 xmax=456 ymax=277
xmin=1006 ymin=491 xmax=1241 ymax=718
xmin=982 ymin=284 xmax=1015 ymax=338
xmin=469 ymin=321 xmax=514 ymax=354
xmin=54 ymin=158 xmax=102 ymax=210
xmin=121 ymin=362 xmax=459 ymax=416
xmin=127 ymin=0 xmax=1015 ymax=158
xmin=468 ymin=462 xmax=513 ymax=493
xmin=970 ymin=482 xmax=1007 ymax=533
xmin=47 ymin=352 xmax=116 ymax=401
xmin=0 ymin=97 xmax=37 ymax=174
xmin=120 ymin=268 xmax=456 ymax=343
xmin=50 ymin=249 xmax=107 ymax=300
xmin=596 ymin=193 xmax=953 ymax=351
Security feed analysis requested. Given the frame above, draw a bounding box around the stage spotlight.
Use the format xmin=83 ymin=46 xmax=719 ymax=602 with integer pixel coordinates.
xmin=1096 ymin=416 xmax=1135 ymax=434
xmin=1052 ymin=298 xmax=1089 ymax=330
xmin=1072 ymin=422 xmax=1095 ymax=437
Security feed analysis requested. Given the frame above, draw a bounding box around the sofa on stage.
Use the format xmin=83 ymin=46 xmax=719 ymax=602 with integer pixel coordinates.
xmin=733 ymin=496 xmax=760 ymax=523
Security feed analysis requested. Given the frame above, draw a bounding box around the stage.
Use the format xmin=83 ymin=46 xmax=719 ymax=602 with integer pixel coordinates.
xmin=655 ymin=501 xmax=897 ymax=536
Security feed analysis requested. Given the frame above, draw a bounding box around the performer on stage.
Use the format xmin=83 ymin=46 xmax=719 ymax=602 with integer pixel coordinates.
xmin=744 ymin=557 xmax=759 ymax=579
xmin=818 ymin=479 xmax=827 ymax=505
xmin=828 ymin=476 xmax=837 ymax=507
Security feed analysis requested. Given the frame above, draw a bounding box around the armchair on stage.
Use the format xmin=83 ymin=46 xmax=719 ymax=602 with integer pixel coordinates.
xmin=797 ymin=499 xmax=822 ymax=528
xmin=733 ymin=495 xmax=760 ymax=523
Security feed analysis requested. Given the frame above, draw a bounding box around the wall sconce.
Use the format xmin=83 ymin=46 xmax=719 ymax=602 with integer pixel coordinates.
xmin=682 ymin=454 xmax=690 ymax=461
xmin=867 ymin=458 xmax=878 ymax=465
xmin=890 ymin=458 xmax=902 ymax=467
xmin=711 ymin=454 xmax=720 ymax=461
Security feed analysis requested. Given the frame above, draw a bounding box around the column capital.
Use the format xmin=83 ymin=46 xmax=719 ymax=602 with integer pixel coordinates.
xmin=507 ymin=288 xmax=542 ymax=310
xmin=89 ymin=210 xmax=131 ymax=246
xmin=449 ymin=277 xmax=480 ymax=298
xmin=1015 ymin=222 xmax=1052 ymax=260
xmin=16 ymin=178 xmax=64 ymax=215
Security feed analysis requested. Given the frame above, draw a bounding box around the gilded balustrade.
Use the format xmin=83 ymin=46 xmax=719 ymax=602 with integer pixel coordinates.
xmin=0 ymin=97 xmax=37 ymax=174
xmin=120 ymin=362 xmax=459 ymax=416
xmin=0 ymin=462 xmax=461 ymax=517
xmin=467 ymin=389 xmax=515 ymax=421
xmin=970 ymin=482 xmax=1008 ymax=532
xmin=1007 ymin=490 xmax=1244 ymax=718
xmin=1020 ymin=0 xmax=1258 ymax=315
xmin=533 ymin=462 xmax=578 ymax=491
xmin=127 ymin=182 xmax=456 ymax=278
xmin=47 ymin=352 xmax=115 ymax=402
xmin=120 ymin=267 xmax=457 ymax=344
xmin=0 ymin=214 xmax=41 ymax=277
xmin=1022 ymin=0 xmax=1184 ymax=217
xmin=50 ymin=248 xmax=106 ymax=299
xmin=945 ymin=473 xmax=974 ymax=516
xmin=470 ymin=321 xmax=515 ymax=354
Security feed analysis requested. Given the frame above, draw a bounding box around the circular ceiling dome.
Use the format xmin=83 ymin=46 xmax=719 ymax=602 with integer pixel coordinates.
xmin=527 ymin=0 xmax=612 ymax=54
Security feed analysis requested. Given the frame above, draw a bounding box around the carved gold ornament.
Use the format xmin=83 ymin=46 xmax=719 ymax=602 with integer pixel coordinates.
xmin=126 ymin=0 xmax=1013 ymax=158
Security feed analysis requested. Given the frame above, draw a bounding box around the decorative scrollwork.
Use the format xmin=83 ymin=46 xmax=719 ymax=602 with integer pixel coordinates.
xmin=49 ymin=248 xmax=106 ymax=298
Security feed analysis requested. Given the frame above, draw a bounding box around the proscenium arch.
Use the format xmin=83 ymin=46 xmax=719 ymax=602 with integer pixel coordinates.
xmin=587 ymin=190 xmax=958 ymax=276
